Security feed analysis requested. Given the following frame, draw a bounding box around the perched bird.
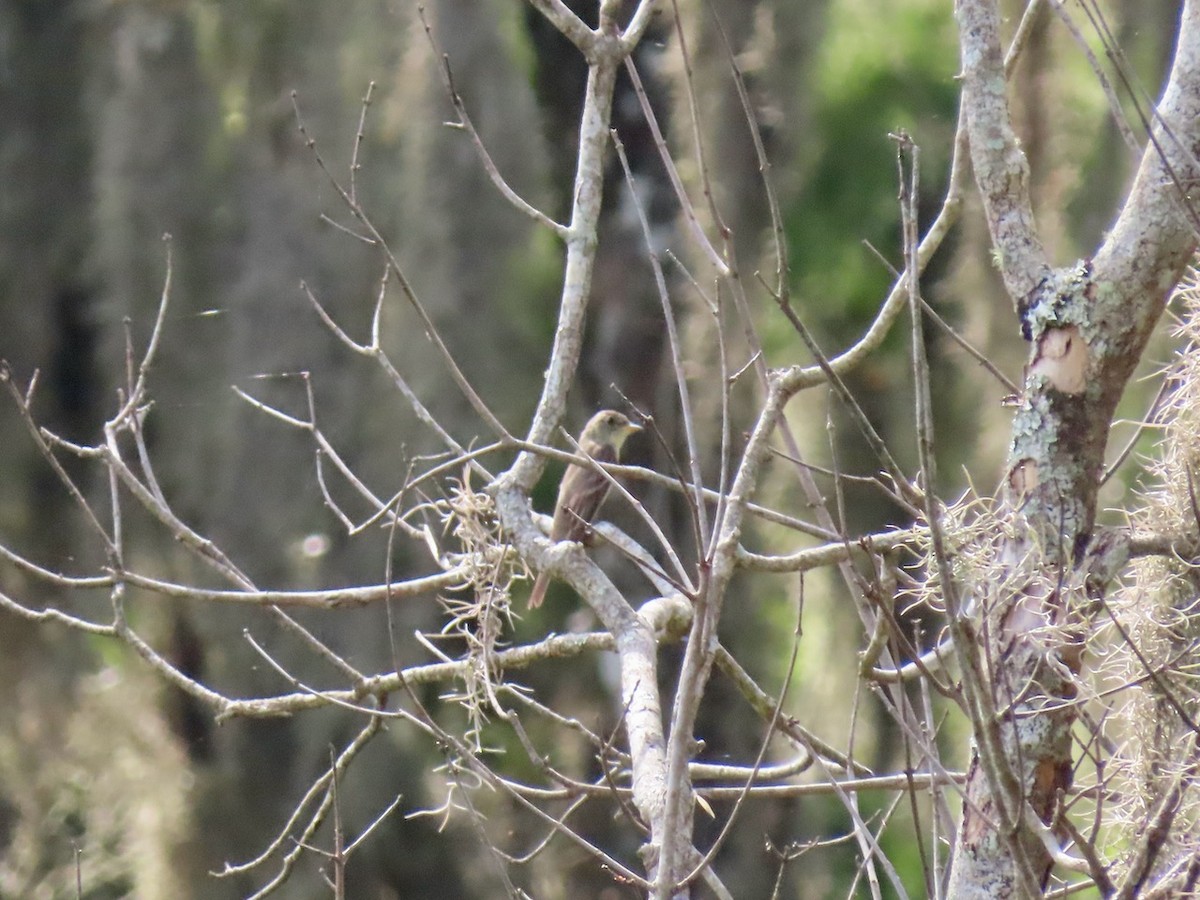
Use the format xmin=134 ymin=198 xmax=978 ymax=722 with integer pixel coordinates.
xmin=528 ymin=410 xmax=642 ymax=608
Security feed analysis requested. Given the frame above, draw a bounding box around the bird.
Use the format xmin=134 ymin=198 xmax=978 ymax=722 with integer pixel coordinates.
xmin=528 ymin=409 xmax=642 ymax=609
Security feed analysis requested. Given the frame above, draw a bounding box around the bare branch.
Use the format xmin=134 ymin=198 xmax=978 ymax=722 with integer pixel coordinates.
xmin=956 ymin=0 xmax=1049 ymax=305
xmin=524 ymin=0 xmax=595 ymax=54
xmin=115 ymin=569 xmax=466 ymax=609
xmin=419 ymin=9 xmax=568 ymax=237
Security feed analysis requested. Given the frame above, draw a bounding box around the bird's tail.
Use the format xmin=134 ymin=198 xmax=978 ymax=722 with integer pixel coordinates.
xmin=528 ymin=572 xmax=550 ymax=609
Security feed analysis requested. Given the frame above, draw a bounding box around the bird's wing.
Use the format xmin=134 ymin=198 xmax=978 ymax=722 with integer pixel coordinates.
xmin=551 ymin=443 xmax=618 ymax=543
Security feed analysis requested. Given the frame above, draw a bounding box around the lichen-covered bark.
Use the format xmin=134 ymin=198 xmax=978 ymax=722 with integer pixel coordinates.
xmin=947 ymin=1 xmax=1200 ymax=895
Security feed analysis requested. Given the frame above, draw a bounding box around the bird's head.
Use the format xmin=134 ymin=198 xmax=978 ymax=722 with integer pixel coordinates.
xmin=581 ymin=409 xmax=642 ymax=454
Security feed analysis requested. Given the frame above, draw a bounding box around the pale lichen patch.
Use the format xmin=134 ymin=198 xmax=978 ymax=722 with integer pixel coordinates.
xmin=1009 ymin=458 xmax=1038 ymax=495
xmin=1030 ymin=325 xmax=1088 ymax=395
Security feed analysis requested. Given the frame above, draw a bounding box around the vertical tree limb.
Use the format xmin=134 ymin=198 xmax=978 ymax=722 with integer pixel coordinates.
xmin=947 ymin=2 xmax=1200 ymax=895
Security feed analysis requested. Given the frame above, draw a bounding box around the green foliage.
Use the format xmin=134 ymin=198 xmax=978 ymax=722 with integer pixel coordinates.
xmin=781 ymin=0 xmax=958 ymax=350
xmin=500 ymin=225 xmax=569 ymax=347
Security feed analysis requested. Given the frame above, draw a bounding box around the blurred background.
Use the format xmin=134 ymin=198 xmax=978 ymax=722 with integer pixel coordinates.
xmin=0 ymin=0 xmax=1180 ymax=896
